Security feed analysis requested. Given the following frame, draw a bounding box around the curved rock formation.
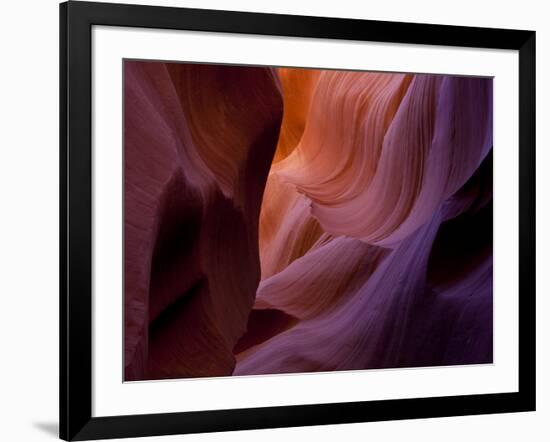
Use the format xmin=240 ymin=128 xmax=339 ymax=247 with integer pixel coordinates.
xmin=124 ymin=62 xmax=493 ymax=381
xmin=124 ymin=61 xmax=283 ymax=380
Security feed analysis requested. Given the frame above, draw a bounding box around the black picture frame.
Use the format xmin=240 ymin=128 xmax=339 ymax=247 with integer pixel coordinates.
xmin=60 ymin=1 xmax=536 ymax=440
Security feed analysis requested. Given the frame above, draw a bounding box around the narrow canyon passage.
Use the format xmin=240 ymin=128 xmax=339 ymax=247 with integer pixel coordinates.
xmin=124 ymin=61 xmax=493 ymax=381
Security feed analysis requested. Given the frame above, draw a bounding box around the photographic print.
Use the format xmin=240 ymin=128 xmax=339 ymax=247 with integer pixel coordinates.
xmin=123 ymin=60 xmax=493 ymax=382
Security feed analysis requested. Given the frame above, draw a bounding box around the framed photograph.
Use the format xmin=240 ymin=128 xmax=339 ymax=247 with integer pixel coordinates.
xmin=60 ymin=1 xmax=536 ymax=440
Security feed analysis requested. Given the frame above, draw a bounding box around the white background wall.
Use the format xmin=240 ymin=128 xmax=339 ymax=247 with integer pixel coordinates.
xmin=0 ymin=0 xmax=547 ymax=440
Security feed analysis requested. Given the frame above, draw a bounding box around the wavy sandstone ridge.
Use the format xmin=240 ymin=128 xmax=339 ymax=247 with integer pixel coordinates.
xmin=124 ymin=62 xmax=493 ymax=380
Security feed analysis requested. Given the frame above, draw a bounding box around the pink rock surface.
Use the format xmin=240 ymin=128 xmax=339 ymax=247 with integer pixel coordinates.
xmin=124 ymin=63 xmax=493 ymax=380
